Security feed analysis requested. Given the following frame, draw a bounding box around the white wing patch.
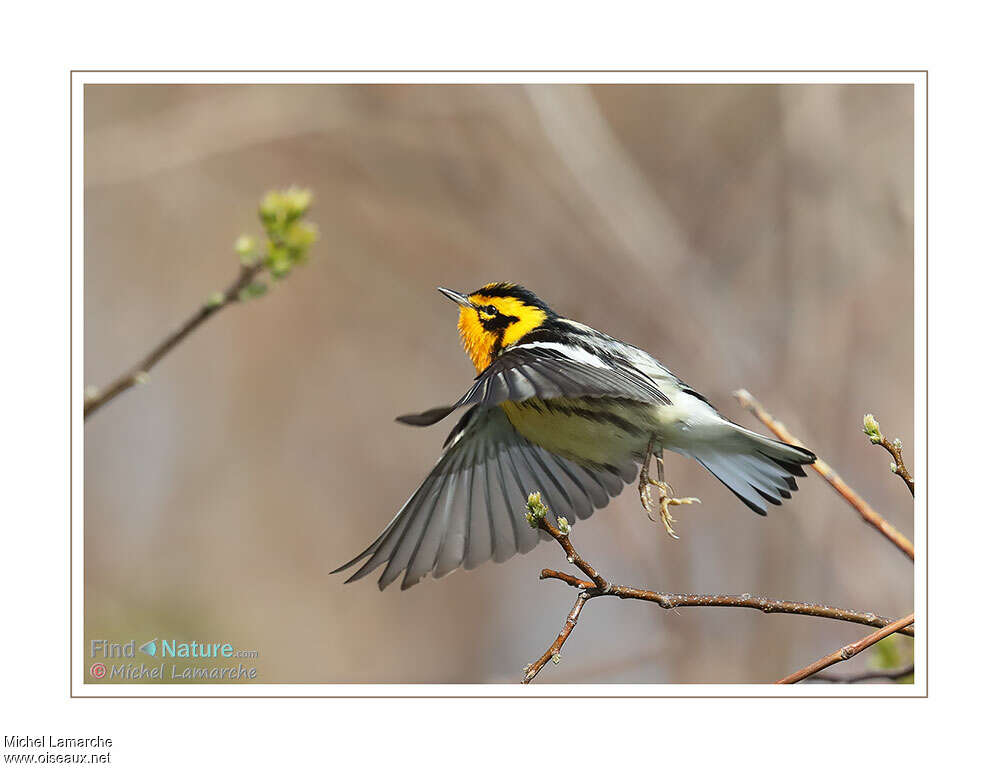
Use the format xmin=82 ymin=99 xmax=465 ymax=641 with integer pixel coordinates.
xmin=512 ymin=341 xmax=609 ymax=369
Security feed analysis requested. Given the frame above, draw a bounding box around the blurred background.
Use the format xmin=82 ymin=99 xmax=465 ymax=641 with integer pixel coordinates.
xmin=84 ymin=83 xmax=914 ymax=684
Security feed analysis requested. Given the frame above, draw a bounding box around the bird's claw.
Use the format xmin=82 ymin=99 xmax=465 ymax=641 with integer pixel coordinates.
xmin=639 ymin=441 xmax=700 ymax=539
xmin=657 ymin=495 xmax=700 ymax=539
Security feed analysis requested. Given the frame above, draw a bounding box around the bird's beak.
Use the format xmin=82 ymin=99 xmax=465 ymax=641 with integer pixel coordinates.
xmin=437 ymin=286 xmax=475 ymax=309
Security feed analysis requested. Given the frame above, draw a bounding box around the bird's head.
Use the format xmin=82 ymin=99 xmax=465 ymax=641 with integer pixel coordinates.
xmin=438 ymin=283 xmax=555 ymax=373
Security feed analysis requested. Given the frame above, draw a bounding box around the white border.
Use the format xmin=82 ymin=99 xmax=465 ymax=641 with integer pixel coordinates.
xmin=72 ymin=70 xmax=926 ymax=697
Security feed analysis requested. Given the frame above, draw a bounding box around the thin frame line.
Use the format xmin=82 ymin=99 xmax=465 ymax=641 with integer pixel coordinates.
xmin=70 ymin=70 xmax=926 ymax=698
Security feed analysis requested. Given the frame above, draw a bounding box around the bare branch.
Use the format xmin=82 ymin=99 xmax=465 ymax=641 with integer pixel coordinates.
xmin=533 ymin=517 xmax=608 ymax=594
xmin=733 ymin=389 xmax=914 ymax=561
xmin=83 ymin=261 xmax=265 ymax=419
xmin=522 ymin=508 xmax=914 ymax=684
xmin=522 ymin=591 xmax=589 ymax=684
xmin=539 ymin=568 xmax=913 ymax=635
xmin=776 ymin=613 xmax=915 ymax=684
xmin=84 ymin=187 xmax=318 ymax=421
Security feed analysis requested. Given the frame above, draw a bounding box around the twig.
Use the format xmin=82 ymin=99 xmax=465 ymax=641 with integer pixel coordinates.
xmin=85 ymin=187 xmax=318 ymax=420
xmin=809 ymin=662 xmax=914 ymax=684
xmin=540 ymin=523 xmax=609 ymax=594
xmin=863 ymin=414 xmax=915 ymax=496
xmin=539 ymin=569 xmax=914 ymax=636
xmin=733 ymin=389 xmax=914 ymax=561
xmin=522 ymin=512 xmax=913 ymax=684
xmin=83 ymin=261 xmax=265 ymax=419
xmin=775 ymin=613 xmax=915 ymax=684
xmin=522 ymin=591 xmax=589 ymax=684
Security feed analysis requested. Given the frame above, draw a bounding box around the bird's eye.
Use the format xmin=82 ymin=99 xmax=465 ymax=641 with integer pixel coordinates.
xmin=481 ymin=304 xmax=498 ymax=319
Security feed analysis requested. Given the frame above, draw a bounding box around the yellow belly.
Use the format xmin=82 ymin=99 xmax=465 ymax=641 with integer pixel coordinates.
xmin=500 ymin=398 xmax=656 ymax=470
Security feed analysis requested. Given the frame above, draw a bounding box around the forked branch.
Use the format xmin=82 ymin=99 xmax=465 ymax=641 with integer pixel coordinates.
xmin=520 ymin=494 xmax=914 ymax=684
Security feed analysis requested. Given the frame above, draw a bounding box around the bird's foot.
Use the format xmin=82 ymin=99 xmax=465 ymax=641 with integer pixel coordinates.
xmin=638 ymin=452 xmax=666 ymax=518
xmin=640 ymin=441 xmax=700 ymax=539
xmin=657 ymin=494 xmax=700 ymax=539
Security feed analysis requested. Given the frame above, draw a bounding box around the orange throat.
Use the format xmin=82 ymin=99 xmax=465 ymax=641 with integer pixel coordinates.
xmin=457 ymin=308 xmax=500 ymax=373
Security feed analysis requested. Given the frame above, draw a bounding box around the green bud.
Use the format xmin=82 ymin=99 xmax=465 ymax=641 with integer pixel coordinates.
xmin=265 ymin=239 xmax=291 ymax=275
xmin=283 ymin=187 xmax=313 ymax=218
xmin=285 ymin=221 xmax=319 ymax=263
xmin=269 ymin=257 xmax=292 ymax=279
xmin=556 ymin=517 xmax=571 ymax=535
xmin=234 ymin=234 xmax=257 ymax=256
xmin=862 ymin=413 xmax=882 ymax=443
xmin=258 ymin=187 xmax=313 ymax=231
xmin=133 ymin=371 xmax=150 ymax=385
xmin=258 ymin=191 xmax=284 ymax=226
xmin=524 ymin=491 xmax=548 ymax=528
xmin=238 ymin=282 xmax=268 ymax=301
xmin=205 ymin=291 xmax=225 ymax=308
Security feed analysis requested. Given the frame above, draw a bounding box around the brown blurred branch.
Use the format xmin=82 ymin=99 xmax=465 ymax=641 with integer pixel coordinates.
xmin=776 ymin=613 xmax=915 ymax=684
xmin=83 ymin=261 xmax=265 ymax=420
xmin=522 ymin=511 xmax=914 ymax=684
xmin=809 ymin=663 xmax=914 ymax=684
xmin=733 ymin=389 xmax=914 ymax=561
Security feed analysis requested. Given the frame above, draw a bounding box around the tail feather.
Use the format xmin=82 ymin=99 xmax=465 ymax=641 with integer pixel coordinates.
xmin=691 ymin=426 xmax=816 ymax=516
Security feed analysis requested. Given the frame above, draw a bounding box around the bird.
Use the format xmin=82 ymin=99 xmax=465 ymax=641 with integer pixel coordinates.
xmin=334 ymin=282 xmax=816 ymax=590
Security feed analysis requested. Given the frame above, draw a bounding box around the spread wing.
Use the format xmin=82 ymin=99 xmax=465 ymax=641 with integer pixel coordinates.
xmin=332 ymin=405 xmax=636 ymax=590
xmin=398 ymin=340 xmax=670 ymax=427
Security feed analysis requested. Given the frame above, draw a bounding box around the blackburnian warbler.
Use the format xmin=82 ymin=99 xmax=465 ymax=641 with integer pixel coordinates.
xmin=335 ymin=283 xmax=815 ymax=590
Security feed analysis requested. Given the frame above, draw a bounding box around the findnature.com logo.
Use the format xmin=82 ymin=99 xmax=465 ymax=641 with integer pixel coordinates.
xmin=90 ymin=638 xmax=258 ymax=660
xmin=88 ymin=638 xmax=260 ymax=681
